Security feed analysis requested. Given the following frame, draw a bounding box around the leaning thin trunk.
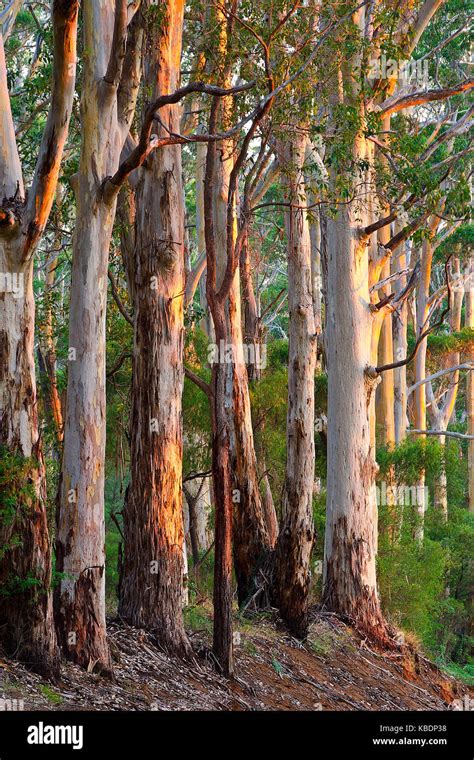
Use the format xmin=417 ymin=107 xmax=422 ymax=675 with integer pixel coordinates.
xmin=240 ymin=230 xmax=278 ymax=546
xmin=210 ymin=42 xmax=274 ymax=609
xmin=38 ymin=184 xmax=65 ymax=445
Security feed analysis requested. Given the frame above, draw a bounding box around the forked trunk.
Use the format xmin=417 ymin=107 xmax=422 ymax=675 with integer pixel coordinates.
xmin=56 ymin=0 xmax=139 ymax=671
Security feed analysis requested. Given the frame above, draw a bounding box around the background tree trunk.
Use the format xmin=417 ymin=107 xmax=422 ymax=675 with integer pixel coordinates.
xmin=393 ymin=237 xmax=409 ymax=444
xmin=413 ymin=239 xmax=435 ymax=542
xmin=273 ymin=132 xmax=316 ymax=638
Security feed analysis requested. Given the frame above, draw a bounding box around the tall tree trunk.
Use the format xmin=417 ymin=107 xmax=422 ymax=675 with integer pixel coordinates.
xmin=322 ymin=80 xmax=389 ymax=641
xmin=56 ymin=0 xmax=140 ymax=671
xmin=204 ymin=93 xmax=235 ymax=676
xmin=374 ymin=115 xmax=395 ymax=447
xmin=323 ymin=203 xmax=388 ymax=638
xmin=466 ymin=257 xmax=474 ymax=513
xmin=376 ymin=267 xmax=396 ymax=446
xmin=240 ymin=230 xmax=278 ymax=546
xmin=0 ymin=0 xmax=79 ymax=676
xmin=413 ymin=239 xmax=435 ymax=541
xmin=429 ymin=256 xmax=464 ymax=521
xmin=119 ymin=0 xmax=192 ymax=657
xmin=208 ymin=15 xmax=274 ymax=609
xmin=209 ymin=308 xmax=234 ymax=675
xmin=273 ymin=132 xmax=316 ymax=637
xmin=0 ymin=261 xmax=59 ymax=676
xmin=393 ymin=237 xmax=409 ymax=444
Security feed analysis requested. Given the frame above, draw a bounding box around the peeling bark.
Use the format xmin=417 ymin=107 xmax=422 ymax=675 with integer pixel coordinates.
xmin=119 ymin=0 xmax=191 ymax=658
xmin=322 ymin=50 xmax=390 ymax=640
xmin=0 ymin=0 xmax=79 ymax=677
xmin=56 ymin=0 xmax=140 ymax=672
xmin=273 ymin=132 xmax=316 ymax=638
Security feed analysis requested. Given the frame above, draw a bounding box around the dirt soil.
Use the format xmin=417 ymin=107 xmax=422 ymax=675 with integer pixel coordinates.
xmin=0 ymin=610 xmax=470 ymax=711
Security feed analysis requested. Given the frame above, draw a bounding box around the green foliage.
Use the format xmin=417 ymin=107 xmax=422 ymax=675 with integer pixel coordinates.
xmin=39 ymin=684 xmax=62 ymax=705
xmin=183 ymin=604 xmax=213 ymax=635
xmin=377 ymin=437 xmax=473 ymax=671
xmin=0 ymin=447 xmax=37 ymax=564
xmin=377 ymin=438 xmax=443 ymax=485
xmin=427 ymin=328 xmax=474 ymax=358
xmin=378 ymin=525 xmax=447 ymax=646
xmin=104 ymin=476 xmax=126 ymax=611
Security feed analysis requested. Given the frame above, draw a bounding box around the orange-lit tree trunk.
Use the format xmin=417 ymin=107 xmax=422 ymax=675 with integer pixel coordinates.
xmin=118 ymin=0 xmax=192 ymax=656
xmin=322 ymin=30 xmax=389 ymax=640
xmin=209 ymin=8 xmax=275 ymax=610
xmin=393 ymin=235 xmax=409 ymax=444
xmin=240 ymin=230 xmax=278 ymax=548
xmin=38 ymin=184 xmax=65 ymax=445
xmin=0 ymin=0 xmax=78 ymax=677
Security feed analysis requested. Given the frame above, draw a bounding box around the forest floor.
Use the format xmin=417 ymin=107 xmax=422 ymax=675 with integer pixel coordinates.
xmin=0 ymin=609 xmax=471 ymax=711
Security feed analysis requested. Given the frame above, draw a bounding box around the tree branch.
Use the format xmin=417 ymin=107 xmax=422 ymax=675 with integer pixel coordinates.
xmin=374 ymin=256 xmax=452 ymax=373
xmin=22 ymin=0 xmax=79 ymax=261
xmin=103 ymin=80 xmax=255 ymax=197
xmin=408 ymin=429 xmax=474 ymax=440
xmin=378 ymin=79 xmax=474 ymax=118
xmin=0 ymin=0 xmax=23 ymax=40
xmin=184 ymin=366 xmax=212 ymax=399
xmin=108 ymin=269 xmax=133 ymax=325
xmin=103 ymin=0 xmax=128 ymax=87
xmin=407 ymin=363 xmax=473 ymax=395
xmin=106 ymin=352 xmax=132 ymax=378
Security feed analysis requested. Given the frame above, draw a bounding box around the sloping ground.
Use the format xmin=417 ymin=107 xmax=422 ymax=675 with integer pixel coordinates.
xmin=0 ymin=611 xmax=470 ymax=711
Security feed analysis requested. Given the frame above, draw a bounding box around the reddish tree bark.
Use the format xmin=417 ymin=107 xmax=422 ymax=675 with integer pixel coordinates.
xmin=119 ymin=0 xmax=192 ymax=657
